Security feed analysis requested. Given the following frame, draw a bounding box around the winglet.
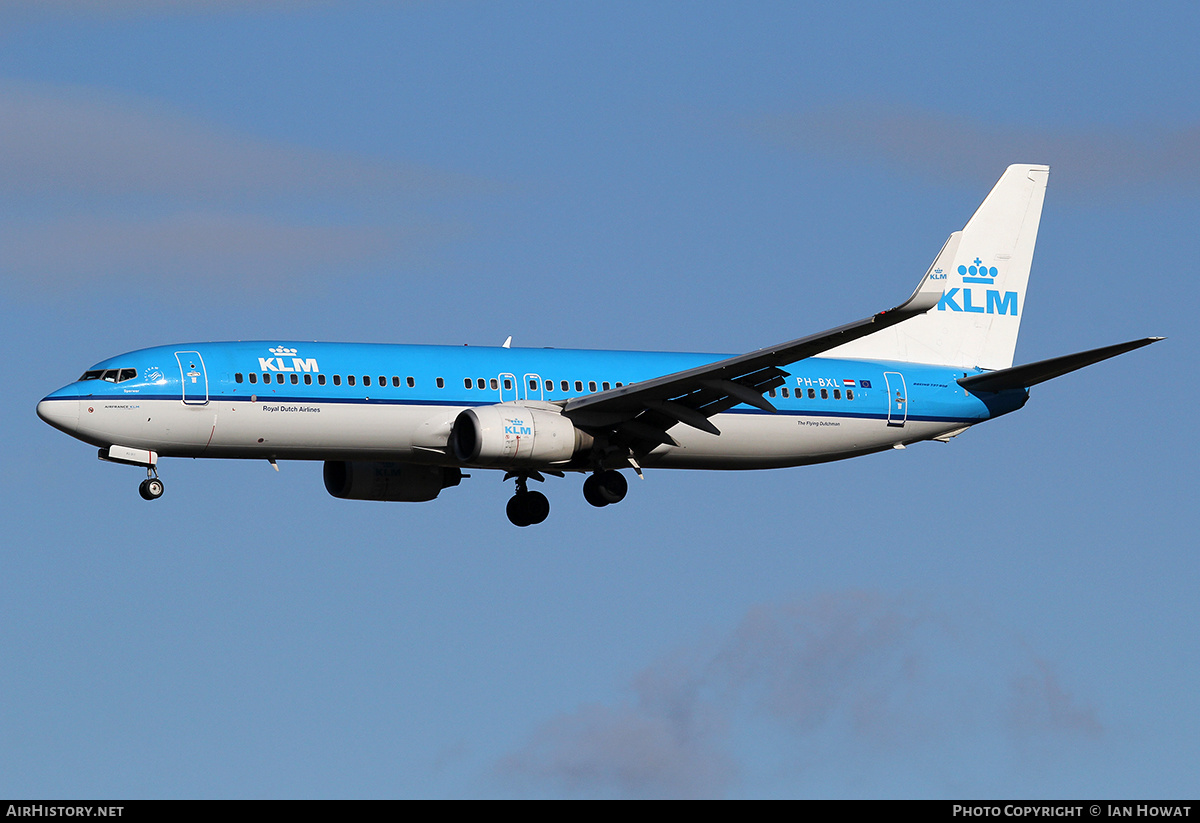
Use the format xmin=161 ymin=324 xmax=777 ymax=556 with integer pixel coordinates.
xmin=891 ymin=231 xmax=961 ymax=315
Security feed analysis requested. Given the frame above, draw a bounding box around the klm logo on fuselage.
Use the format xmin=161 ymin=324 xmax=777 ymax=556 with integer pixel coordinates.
xmin=937 ymin=257 xmax=1018 ymax=316
xmin=258 ymin=346 xmax=320 ymax=373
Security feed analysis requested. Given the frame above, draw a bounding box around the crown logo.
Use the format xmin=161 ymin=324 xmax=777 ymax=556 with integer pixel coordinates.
xmin=269 ymin=346 xmax=298 ymax=356
xmin=958 ymin=257 xmax=997 ymax=284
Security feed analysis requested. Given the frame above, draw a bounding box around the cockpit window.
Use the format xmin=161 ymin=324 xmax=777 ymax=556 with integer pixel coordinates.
xmin=80 ymin=368 xmax=138 ymax=383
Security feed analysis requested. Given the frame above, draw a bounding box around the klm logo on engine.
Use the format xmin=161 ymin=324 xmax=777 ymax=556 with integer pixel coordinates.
xmin=505 ymin=418 xmax=532 ymax=436
xmin=258 ymin=346 xmax=320 ymax=373
xmin=937 ymin=257 xmax=1018 ymax=316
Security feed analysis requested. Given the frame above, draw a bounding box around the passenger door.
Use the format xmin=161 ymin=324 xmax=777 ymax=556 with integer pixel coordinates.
xmin=884 ymin=371 xmax=907 ymax=427
xmin=175 ymin=351 xmax=209 ymax=405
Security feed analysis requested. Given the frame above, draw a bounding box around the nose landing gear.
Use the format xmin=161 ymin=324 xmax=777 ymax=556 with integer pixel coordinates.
xmin=138 ymin=467 xmax=164 ymax=501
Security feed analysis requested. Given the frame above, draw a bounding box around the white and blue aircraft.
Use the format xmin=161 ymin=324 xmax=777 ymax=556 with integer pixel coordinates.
xmin=38 ymin=164 xmax=1159 ymax=525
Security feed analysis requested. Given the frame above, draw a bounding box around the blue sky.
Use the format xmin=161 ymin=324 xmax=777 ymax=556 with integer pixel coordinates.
xmin=1 ymin=1 xmax=1196 ymax=798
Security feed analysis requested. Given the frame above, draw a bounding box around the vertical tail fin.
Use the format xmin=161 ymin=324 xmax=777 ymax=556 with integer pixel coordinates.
xmin=828 ymin=164 xmax=1049 ymax=370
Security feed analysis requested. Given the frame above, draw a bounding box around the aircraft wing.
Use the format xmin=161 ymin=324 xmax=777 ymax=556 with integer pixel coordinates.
xmin=562 ymin=250 xmax=948 ymax=450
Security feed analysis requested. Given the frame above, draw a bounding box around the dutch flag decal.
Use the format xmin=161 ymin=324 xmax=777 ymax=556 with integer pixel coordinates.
xmin=842 ymin=379 xmax=855 ymax=387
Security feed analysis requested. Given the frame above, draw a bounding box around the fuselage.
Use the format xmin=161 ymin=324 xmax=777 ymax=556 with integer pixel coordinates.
xmin=37 ymin=340 xmax=1028 ymax=472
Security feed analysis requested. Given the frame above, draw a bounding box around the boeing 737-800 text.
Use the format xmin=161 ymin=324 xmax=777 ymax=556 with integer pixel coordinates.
xmin=37 ymin=165 xmax=1160 ymax=525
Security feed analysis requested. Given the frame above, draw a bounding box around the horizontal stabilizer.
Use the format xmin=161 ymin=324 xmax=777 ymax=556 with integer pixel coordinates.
xmin=958 ymin=337 xmax=1163 ymax=393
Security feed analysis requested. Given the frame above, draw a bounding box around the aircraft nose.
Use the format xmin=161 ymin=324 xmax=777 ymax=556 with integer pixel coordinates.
xmin=37 ymin=396 xmax=79 ymax=433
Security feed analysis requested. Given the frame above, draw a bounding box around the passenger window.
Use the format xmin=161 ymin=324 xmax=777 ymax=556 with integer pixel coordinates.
xmin=407 ymin=377 xmax=414 ymax=388
xmin=833 ymin=389 xmax=841 ymax=400
xmin=436 ymin=377 xmax=444 ymax=389
xmin=333 ymin=375 xmax=341 ymax=386
xmin=464 ymin=378 xmax=472 ymax=389
xmin=820 ymin=388 xmax=828 ymax=399
xmin=602 ymin=382 xmax=610 ymax=391
xmin=392 ymin=376 xmax=400 ymax=387
xmin=503 ymin=378 xmax=512 ymax=391
xmin=491 ymin=378 xmax=499 ymax=390
xmin=249 ymin=373 xmax=257 ymax=384
xmin=616 ymin=382 xmax=623 ymax=388
xmin=276 ymin=374 xmax=284 ymax=384
xmin=561 ymin=380 xmax=569 ymax=392
xmin=235 ymin=373 xmax=243 ymax=383
xmin=782 ymin=388 xmax=789 ymax=398
xmin=545 ymin=380 xmax=552 ymax=391
xmin=769 ymin=389 xmax=777 ymax=397
xmin=363 ymin=376 xmax=371 ymax=386
xmin=304 ymin=374 xmax=312 ymax=385
xmin=588 ymin=381 xmax=597 ymax=392
xmin=847 ymin=389 xmax=854 ymax=400
xmin=291 ymin=374 xmax=299 ymax=384
xmin=575 ymin=381 xmax=583 ymax=392
xmin=477 ymin=378 xmax=485 ymax=389
xmin=529 ymin=379 xmax=537 ymax=391
xmin=379 ymin=376 xmax=385 ymax=387
xmin=263 ymin=373 xmax=271 ymax=384
xmin=348 ymin=375 xmax=356 ymax=386
xmin=318 ymin=375 xmax=326 ymax=386
xmin=808 ymin=388 xmax=816 ymax=399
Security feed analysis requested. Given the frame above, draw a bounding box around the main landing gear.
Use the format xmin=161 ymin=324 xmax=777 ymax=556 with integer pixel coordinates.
xmin=583 ymin=470 xmax=627 ymax=507
xmin=503 ymin=469 xmax=630 ymax=526
xmin=506 ymin=474 xmax=550 ymax=527
xmin=138 ymin=468 xmax=164 ymax=501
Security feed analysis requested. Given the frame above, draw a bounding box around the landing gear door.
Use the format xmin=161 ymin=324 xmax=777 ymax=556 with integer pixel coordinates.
xmin=176 ymin=351 xmax=209 ymax=405
xmin=884 ymin=371 xmax=907 ymax=427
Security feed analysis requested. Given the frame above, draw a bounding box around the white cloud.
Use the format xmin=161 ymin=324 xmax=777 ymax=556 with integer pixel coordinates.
xmin=0 ymin=212 xmax=431 ymax=296
xmin=499 ymin=701 xmax=736 ymax=800
xmin=754 ymin=104 xmax=1200 ymax=195
xmin=499 ymin=592 xmax=1104 ymax=798
xmin=0 ymin=80 xmax=471 ymax=203
xmin=0 ymin=1 xmax=329 ymax=16
xmin=0 ymin=81 xmax=483 ymax=296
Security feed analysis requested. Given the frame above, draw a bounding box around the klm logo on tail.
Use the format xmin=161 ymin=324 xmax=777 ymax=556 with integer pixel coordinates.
xmin=937 ymin=257 xmax=1018 ymax=316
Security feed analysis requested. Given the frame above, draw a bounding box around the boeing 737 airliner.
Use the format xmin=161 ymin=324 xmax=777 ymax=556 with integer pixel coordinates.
xmin=37 ymin=165 xmax=1160 ymax=525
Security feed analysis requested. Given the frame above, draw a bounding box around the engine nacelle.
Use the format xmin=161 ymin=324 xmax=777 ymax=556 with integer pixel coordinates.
xmin=323 ymin=461 xmax=462 ymax=502
xmin=451 ymin=404 xmax=591 ymax=466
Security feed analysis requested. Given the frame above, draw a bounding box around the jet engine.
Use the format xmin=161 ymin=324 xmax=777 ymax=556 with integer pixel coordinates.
xmin=323 ymin=461 xmax=463 ymax=502
xmin=451 ymin=404 xmax=592 ymax=466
